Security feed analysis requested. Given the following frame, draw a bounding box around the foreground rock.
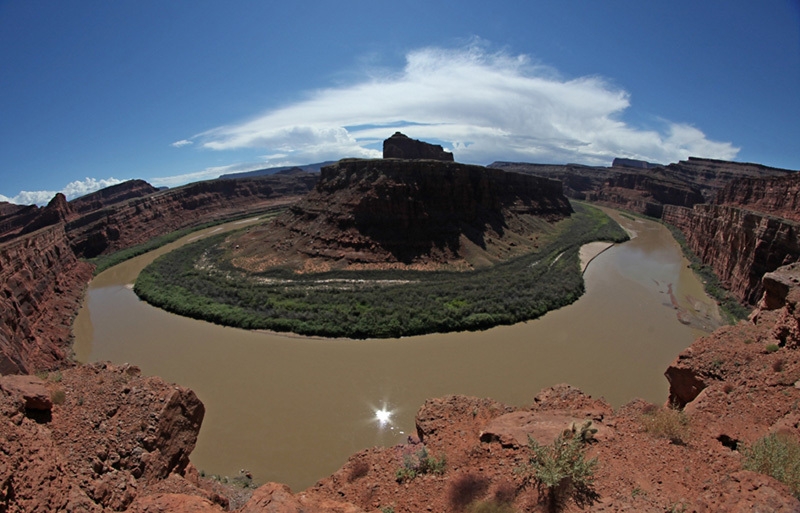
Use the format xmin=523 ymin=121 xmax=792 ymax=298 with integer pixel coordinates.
xmin=0 ymin=363 xmax=228 ymax=512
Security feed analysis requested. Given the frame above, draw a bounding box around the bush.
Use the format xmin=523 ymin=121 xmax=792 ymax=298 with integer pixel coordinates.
xmin=134 ymin=203 xmax=630 ymax=338
xmin=519 ymin=422 xmax=598 ymax=511
xmin=51 ymin=389 xmax=66 ymax=405
xmin=743 ymin=433 xmax=800 ymax=498
xmin=640 ymin=407 xmax=690 ymax=445
xmin=395 ymin=446 xmax=446 ymax=483
xmin=766 ymin=344 xmax=780 ymax=354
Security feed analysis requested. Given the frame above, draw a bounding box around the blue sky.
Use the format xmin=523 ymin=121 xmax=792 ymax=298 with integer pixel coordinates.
xmin=1 ymin=1 xmax=798 ymax=205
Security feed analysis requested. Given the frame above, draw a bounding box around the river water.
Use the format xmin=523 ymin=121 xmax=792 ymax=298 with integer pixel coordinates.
xmin=73 ymin=210 xmax=721 ymax=491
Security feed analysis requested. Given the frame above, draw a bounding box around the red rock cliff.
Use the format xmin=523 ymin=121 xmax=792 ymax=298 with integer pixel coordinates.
xmin=715 ymin=172 xmax=800 ymax=223
xmin=663 ymin=203 xmax=799 ymax=304
xmin=67 ymin=174 xmax=317 ymax=258
xmin=0 ymin=225 xmax=94 ymax=375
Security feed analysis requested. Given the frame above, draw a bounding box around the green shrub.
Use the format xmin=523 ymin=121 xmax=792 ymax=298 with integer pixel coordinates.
xmin=640 ymin=407 xmax=690 ymax=445
xmin=519 ymin=422 xmax=598 ymax=511
xmin=395 ymin=446 xmax=446 ymax=483
xmin=743 ymin=433 xmax=800 ymax=497
xmin=134 ymin=203 xmax=630 ymax=338
xmin=766 ymin=344 xmax=780 ymax=354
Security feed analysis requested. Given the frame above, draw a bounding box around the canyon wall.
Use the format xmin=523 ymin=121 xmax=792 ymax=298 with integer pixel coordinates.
xmin=663 ymin=204 xmax=799 ymax=304
xmin=0 ymin=225 xmax=94 ymax=374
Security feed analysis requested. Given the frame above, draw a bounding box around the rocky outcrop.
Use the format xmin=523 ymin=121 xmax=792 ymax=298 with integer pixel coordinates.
xmin=230 ymin=158 xmax=573 ymax=272
xmin=0 ymin=363 xmax=221 ymax=512
xmin=663 ymin=203 xmax=799 ymax=305
xmin=0 ymin=225 xmax=94 ymax=375
xmin=383 ymin=132 xmax=454 ymax=161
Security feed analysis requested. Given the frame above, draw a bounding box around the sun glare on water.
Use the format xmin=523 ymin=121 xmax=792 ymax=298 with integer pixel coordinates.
xmin=375 ymin=408 xmax=392 ymax=426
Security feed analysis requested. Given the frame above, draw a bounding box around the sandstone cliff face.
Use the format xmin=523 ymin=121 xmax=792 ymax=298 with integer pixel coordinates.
xmin=715 ymin=172 xmax=800 ymax=223
xmin=663 ymin=203 xmax=799 ymax=304
xmin=662 ymin=157 xmax=793 ymax=202
xmin=0 ymin=225 xmax=94 ymax=375
xmin=587 ymin=171 xmax=705 ymax=218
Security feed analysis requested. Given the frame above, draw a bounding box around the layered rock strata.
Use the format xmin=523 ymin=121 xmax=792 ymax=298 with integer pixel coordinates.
xmin=663 ymin=203 xmax=799 ymax=305
xmin=0 ymin=225 xmax=94 ymax=374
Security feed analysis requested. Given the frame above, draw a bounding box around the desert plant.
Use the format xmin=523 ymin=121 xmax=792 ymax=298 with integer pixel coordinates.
xmin=51 ymin=389 xmax=66 ymax=405
xmin=448 ymin=472 xmax=490 ymax=510
xmin=640 ymin=407 xmax=690 ymax=445
xmin=395 ymin=446 xmax=446 ymax=483
xmin=743 ymin=433 xmax=800 ymax=498
xmin=766 ymin=343 xmax=780 ymax=353
xmin=773 ymin=358 xmax=785 ymax=372
xmin=519 ymin=425 xmax=598 ymax=512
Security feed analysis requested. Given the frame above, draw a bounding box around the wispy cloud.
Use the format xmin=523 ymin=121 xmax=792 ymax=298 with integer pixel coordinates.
xmin=149 ymin=162 xmax=274 ymax=188
xmin=1 ymin=177 xmax=125 ymax=206
xmin=171 ymin=139 xmax=193 ymax=148
xmin=190 ymin=42 xmax=739 ymax=166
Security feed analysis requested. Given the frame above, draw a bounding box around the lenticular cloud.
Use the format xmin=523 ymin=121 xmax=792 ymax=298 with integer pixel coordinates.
xmin=194 ymin=44 xmax=738 ymax=166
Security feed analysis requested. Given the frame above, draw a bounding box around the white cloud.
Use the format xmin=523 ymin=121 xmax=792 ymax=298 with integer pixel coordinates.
xmin=192 ymin=43 xmax=738 ymax=166
xmin=1 ymin=177 xmax=125 ymax=206
xmin=171 ymin=139 xmax=193 ymax=148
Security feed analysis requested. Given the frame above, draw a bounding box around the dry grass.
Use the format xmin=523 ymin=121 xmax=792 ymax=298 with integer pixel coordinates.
xmin=640 ymin=407 xmax=690 ymax=445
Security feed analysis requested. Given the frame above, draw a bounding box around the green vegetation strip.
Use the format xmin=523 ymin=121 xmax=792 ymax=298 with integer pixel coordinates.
xmin=134 ymin=203 xmax=628 ymax=338
xmin=88 ymin=207 xmax=286 ymax=275
xmin=662 ymin=223 xmax=751 ymax=323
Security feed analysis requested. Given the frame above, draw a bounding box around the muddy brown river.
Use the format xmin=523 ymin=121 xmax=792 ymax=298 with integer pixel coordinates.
xmin=73 ymin=210 xmax=722 ymax=491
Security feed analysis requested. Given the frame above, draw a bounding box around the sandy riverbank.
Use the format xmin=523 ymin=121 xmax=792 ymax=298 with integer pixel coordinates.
xmin=579 ymin=241 xmax=615 ymax=272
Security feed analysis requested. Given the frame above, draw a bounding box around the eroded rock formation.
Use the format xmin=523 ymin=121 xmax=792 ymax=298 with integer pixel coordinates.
xmin=229 ymin=158 xmax=573 ymax=272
